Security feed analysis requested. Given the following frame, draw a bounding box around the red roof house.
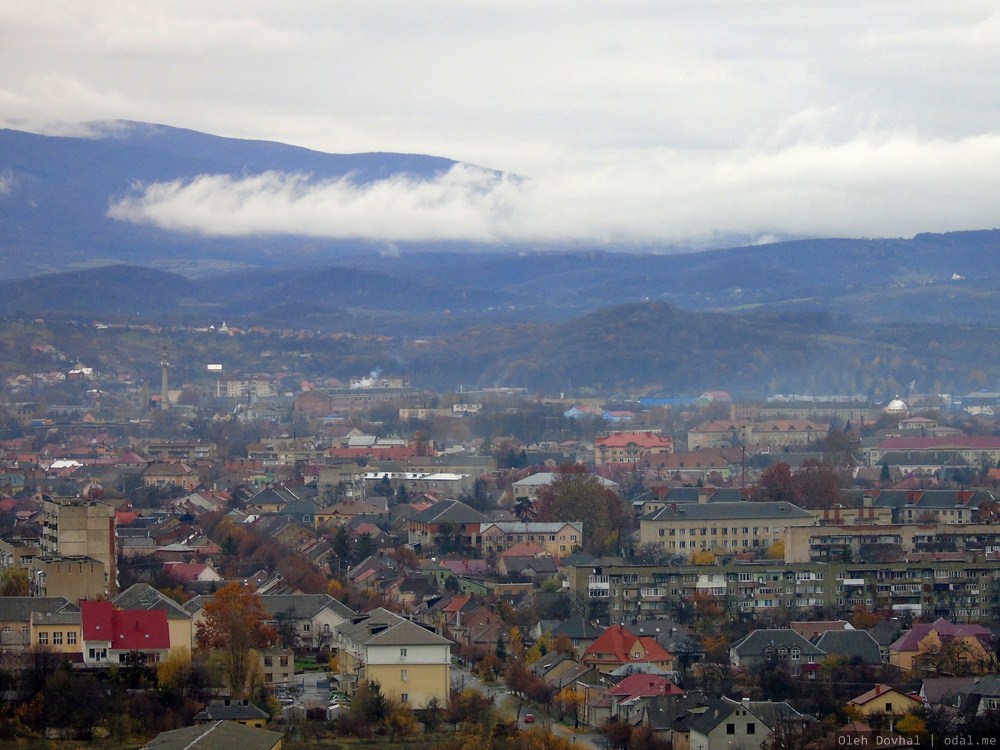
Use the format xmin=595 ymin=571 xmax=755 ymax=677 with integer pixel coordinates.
xmin=81 ymin=600 xmax=170 ymax=666
xmin=582 ymin=624 xmax=675 ymax=674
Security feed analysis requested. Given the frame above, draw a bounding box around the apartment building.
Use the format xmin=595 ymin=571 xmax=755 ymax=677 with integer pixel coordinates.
xmin=638 ymin=500 xmax=815 ymax=554
xmin=564 ymin=558 xmax=1000 ymax=623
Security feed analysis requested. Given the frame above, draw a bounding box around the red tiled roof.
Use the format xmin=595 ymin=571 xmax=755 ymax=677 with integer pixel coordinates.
xmin=596 ymin=433 xmax=673 ymax=448
xmin=608 ymin=673 xmax=685 ymax=698
xmin=81 ymin=600 xmax=170 ymax=650
xmin=584 ymin=624 xmax=674 ymax=665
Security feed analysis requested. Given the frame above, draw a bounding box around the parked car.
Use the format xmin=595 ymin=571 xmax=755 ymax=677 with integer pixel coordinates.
xmin=524 ymin=713 xmax=535 ymax=724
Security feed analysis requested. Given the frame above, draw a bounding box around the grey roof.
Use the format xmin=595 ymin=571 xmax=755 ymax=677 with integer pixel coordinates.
xmin=814 ymin=630 xmax=882 ymax=665
xmin=642 ymin=500 xmax=812 ymax=522
xmin=113 ymin=583 xmax=193 ymax=621
xmin=407 ymin=499 xmax=488 ymax=525
xmin=866 ymin=618 xmax=905 ymax=646
xmin=140 ymin=721 xmax=283 ymax=750
xmin=503 ymin=556 xmax=558 ymax=574
xmin=364 ymin=618 xmax=452 ymax=648
xmin=336 ymin=607 xmax=408 ymax=644
xmin=969 ymin=674 xmax=1000 ymax=698
xmin=921 ymin=677 xmax=979 ymax=706
xmin=260 ymin=593 xmax=355 ymax=621
xmin=193 ymin=700 xmax=269 ymax=722
xmin=0 ymin=596 xmax=78 ymax=621
xmin=731 ymin=629 xmax=825 ymax=658
xmin=687 ymin=697 xmax=739 ymax=734
xmin=549 ymin=616 xmax=606 ymax=640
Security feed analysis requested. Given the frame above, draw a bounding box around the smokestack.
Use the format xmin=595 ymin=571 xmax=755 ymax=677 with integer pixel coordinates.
xmin=160 ymin=346 xmax=169 ymax=411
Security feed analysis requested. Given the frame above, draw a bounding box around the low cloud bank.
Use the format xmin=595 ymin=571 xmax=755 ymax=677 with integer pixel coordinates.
xmin=108 ymin=134 xmax=1000 ymax=246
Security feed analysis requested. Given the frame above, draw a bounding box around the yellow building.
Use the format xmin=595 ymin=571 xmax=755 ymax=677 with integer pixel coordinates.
xmin=113 ymin=583 xmax=195 ymax=654
xmin=889 ymin=619 xmax=994 ymax=673
xmin=847 ymin=683 xmax=922 ymax=717
xmin=639 ymin=500 xmax=816 ymax=554
xmin=29 ymin=609 xmax=83 ymax=657
xmin=0 ymin=597 xmax=79 ymax=652
xmin=336 ymin=607 xmax=452 ymax=707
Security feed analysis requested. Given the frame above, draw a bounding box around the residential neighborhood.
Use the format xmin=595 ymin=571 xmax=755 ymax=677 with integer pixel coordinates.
xmin=1 ymin=362 xmax=1000 ymax=747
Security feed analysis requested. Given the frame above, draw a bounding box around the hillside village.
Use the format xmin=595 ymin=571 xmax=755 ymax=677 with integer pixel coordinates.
xmin=3 ymin=355 xmax=1000 ymax=747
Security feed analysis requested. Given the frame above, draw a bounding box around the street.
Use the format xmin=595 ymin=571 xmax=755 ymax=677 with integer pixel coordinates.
xmin=450 ymin=662 xmax=602 ymax=748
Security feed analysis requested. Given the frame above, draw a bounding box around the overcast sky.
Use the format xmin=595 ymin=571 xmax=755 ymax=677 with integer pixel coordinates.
xmin=2 ymin=1 xmax=999 ymax=248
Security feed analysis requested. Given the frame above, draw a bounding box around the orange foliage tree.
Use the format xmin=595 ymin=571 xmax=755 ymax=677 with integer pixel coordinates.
xmin=195 ymin=582 xmax=278 ymax=698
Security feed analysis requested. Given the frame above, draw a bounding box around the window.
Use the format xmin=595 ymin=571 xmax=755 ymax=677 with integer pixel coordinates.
xmin=67 ymin=632 xmax=76 ymax=645
xmin=38 ymin=632 xmax=48 ymax=645
xmin=885 ymin=702 xmax=892 ymax=713
xmin=747 ymin=723 xmax=756 ymax=735
xmin=302 ymin=623 xmax=311 ymax=632
xmin=726 ymin=723 xmax=735 ymax=735
xmin=401 ymin=669 xmax=408 ymax=681
xmin=53 ymin=632 xmax=63 ymax=645
xmin=400 ymin=648 xmax=408 ymax=658
xmin=401 ymin=693 xmax=409 ymax=703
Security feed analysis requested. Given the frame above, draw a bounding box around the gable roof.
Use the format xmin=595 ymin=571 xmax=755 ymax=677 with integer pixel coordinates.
xmin=408 ymin=499 xmax=488 ymax=525
xmin=141 ymin=721 xmax=283 ymax=750
xmin=81 ymin=600 xmax=170 ymax=650
xmin=730 ymin=628 xmax=825 ymax=658
xmin=363 ymin=617 xmax=452 ymax=648
xmin=112 ymin=583 xmax=193 ymax=621
xmin=609 ymin=673 xmax=684 ymax=698
xmin=814 ymin=630 xmax=882 ymax=665
xmin=260 ymin=593 xmax=356 ymax=621
xmin=889 ymin=618 xmax=993 ymax=653
xmin=849 ymin=683 xmax=922 ymax=708
xmin=585 ymin=624 xmax=673 ymax=664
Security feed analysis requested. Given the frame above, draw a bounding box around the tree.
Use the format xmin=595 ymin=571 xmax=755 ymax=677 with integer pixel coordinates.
xmin=275 ymin=607 xmax=300 ymax=650
xmin=0 ymin=567 xmax=28 ymax=596
xmin=793 ymin=459 xmax=848 ymax=509
xmin=757 ymin=463 xmax=796 ymax=503
xmin=514 ymin=496 xmax=536 ymax=522
xmin=533 ymin=465 xmax=628 ymax=554
xmin=195 ymin=582 xmax=277 ymax=698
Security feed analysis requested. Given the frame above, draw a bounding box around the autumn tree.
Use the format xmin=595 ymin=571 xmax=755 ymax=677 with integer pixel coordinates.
xmin=195 ymin=582 xmax=277 ymax=698
xmin=756 ymin=463 xmax=796 ymax=503
xmin=534 ymin=464 xmax=628 ymax=554
xmin=793 ymin=459 xmax=848 ymax=509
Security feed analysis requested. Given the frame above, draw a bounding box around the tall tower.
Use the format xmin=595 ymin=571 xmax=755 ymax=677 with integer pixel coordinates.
xmin=160 ymin=346 xmax=170 ymax=411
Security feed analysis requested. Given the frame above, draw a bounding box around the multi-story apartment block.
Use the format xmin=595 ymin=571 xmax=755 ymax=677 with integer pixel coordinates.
xmin=38 ymin=496 xmax=116 ymax=597
xmin=785 ymin=522 xmax=1000 ymax=564
xmin=638 ymin=500 xmax=815 ymax=554
xmin=142 ymin=439 xmax=217 ymax=461
xmin=336 ymin=607 xmax=452 ymax=707
xmin=564 ymin=558 xmax=1000 ymax=624
xmin=224 ymin=378 xmax=276 ymax=399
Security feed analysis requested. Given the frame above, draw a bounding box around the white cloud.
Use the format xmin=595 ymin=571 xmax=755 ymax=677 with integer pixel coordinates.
xmin=6 ymin=2 xmax=1000 ymax=244
xmin=108 ymin=132 xmax=1000 ymax=245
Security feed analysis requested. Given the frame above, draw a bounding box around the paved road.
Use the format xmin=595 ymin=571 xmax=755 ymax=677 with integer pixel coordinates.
xmin=451 ymin=663 xmax=601 ymax=748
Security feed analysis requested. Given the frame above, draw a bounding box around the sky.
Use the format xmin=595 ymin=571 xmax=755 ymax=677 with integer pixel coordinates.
xmin=2 ymin=1 xmax=999 ymax=249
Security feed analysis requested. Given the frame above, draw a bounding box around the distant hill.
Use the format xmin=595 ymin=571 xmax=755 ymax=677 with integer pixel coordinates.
xmin=0 ymin=122 xmax=460 ymax=278
xmin=3 ymin=121 xmax=1000 ymax=396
